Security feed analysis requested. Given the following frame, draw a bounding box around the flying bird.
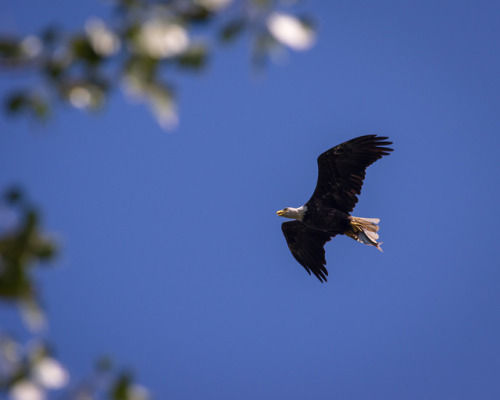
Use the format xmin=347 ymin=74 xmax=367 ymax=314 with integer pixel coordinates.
xmin=276 ymin=135 xmax=393 ymax=282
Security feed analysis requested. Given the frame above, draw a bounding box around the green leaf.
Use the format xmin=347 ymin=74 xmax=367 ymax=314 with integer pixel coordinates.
xmin=32 ymin=240 xmax=56 ymax=261
xmin=219 ymin=19 xmax=246 ymax=43
xmin=31 ymin=96 xmax=50 ymax=119
xmin=4 ymin=92 xmax=50 ymax=120
xmin=0 ymin=261 xmax=33 ymax=299
xmin=124 ymin=56 xmax=159 ymax=85
xmin=298 ymin=15 xmax=316 ymax=30
xmin=179 ymin=5 xmax=213 ymax=23
xmin=5 ymin=93 xmax=27 ymax=114
xmin=43 ymin=59 xmax=66 ymax=81
xmin=176 ymin=44 xmax=208 ymax=70
xmin=71 ymin=36 xmax=102 ymax=66
xmin=4 ymin=187 xmax=23 ymax=205
xmin=111 ymin=371 xmax=133 ymax=400
xmin=0 ymin=38 xmax=23 ymax=59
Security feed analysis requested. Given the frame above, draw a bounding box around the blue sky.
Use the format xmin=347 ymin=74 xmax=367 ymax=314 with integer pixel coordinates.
xmin=1 ymin=1 xmax=500 ymax=399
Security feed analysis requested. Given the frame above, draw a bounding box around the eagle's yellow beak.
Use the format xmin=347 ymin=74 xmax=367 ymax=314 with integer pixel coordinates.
xmin=277 ymin=209 xmax=285 ymax=217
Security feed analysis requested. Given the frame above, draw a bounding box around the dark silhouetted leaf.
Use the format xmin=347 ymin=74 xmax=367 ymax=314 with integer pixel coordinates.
xmin=219 ymin=19 xmax=246 ymax=43
xmin=71 ymin=36 xmax=102 ymax=66
xmin=179 ymin=5 xmax=213 ymax=23
xmin=43 ymin=59 xmax=66 ymax=80
xmin=4 ymin=187 xmax=23 ymax=205
xmin=0 ymin=38 xmax=22 ymax=59
xmin=4 ymin=92 xmax=50 ymax=120
xmin=5 ymin=93 xmax=27 ymax=113
xmin=111 ymin=371 xmax=133 ymax=400
xmin=177 ymin=44 xmax=208 ymax=70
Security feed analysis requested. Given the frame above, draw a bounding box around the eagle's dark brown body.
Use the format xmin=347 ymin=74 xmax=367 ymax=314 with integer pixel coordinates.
xmin=277 ymin=135 xmax=393 ymax=282
xmin=303 ymin=207 xmax=351 ymax=236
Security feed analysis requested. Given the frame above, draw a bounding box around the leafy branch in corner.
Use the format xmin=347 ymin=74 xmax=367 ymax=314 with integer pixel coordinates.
xmin=0 ymin=188 xmax=150 ymax=400
xmin=0 ymin=0 xmax=316 ymax=130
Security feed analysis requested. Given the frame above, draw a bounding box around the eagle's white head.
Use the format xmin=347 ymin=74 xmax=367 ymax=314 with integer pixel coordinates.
xmin=276 ymin=206 xmax=307 ymax=221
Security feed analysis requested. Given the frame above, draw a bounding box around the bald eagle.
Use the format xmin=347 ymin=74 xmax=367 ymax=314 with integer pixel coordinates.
xmin=276 ymin=135 xmax=393 ymax=282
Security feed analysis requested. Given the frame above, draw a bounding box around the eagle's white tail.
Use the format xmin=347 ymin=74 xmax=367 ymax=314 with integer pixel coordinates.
xmin=348 ymin=217 xmax=383 ymax=252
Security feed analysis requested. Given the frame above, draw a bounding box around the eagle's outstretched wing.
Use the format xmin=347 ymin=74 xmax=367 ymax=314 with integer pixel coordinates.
xmin=281 ymin=221 xmax=333 ymax=282
xmin=307 ymin=135 xmax=393 ymax=214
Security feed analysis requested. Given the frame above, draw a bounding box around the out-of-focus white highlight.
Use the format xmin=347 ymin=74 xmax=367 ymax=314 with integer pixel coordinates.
xmin=21 ymin=36 xmax=43 ymax=58
xmin=1 ymin=338 xmax=20 ymax=363
xmin=267 ymin=13 xmax=315 ymax=51
xmin=195 ymin=0 xmax=232 ymax=11
xmin=138 ymin=19 xmax=189 ymax=58
xmin=128 ymin=384 xmax=150 ymax=400
xmin=10 ymin=380 xmax=44 ymax=400
xmin=122 ymin=77 xmax=178 ymax=131
xmin=85 ymin=18 xmax=121 ymax=56
xmin=69 ymin=86 xmax=92 ymax=109
xmin=33 ymin=357 xmax=69 ymax=389
xmin=148 ymin=87 xmax=178 ymax=131
xmin=0 ymin=336 xmax=21 ymax=376
xmin=20 ymin=299 xmax=47 ymax=332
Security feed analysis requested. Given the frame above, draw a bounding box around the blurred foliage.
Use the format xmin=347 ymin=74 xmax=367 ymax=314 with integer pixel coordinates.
xmin=0 ymin=0 xmax=316 ymax=130
xmin=0 ymin=335 xmax=148 ymax=400
xmin=61 ymin=357 xmax=149 ymax=400
xmin=0 ymin=336 xmax=68 ymax=399
xmin=0 ymin=187 xmax=57 ymax=330
xmin=0 ymin=188 xmax=150 ymax=399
